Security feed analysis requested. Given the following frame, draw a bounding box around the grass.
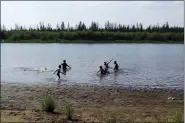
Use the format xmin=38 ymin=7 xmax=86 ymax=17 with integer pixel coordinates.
xmin=160 ymin=109 xmax=184 ymax=122
xmin=64 ymin=105 xmax=74 ymax=120
xmin=1 ymin=39 xmax=184 ymax=44
xmin=173 ymin=110 xmax=184 ymax=122
xmin=41 ymin=95 xmax=56 ymax=112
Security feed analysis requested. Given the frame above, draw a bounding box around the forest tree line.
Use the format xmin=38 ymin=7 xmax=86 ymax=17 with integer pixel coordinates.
xmin=0 ymin=21 xmax=184 ymax=43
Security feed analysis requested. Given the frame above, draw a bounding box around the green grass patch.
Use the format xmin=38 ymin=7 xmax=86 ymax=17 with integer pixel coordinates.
xmin=41 ymin=95 xmax=56 ymax=112
xmin=64 ymin=105 xmax=74 ymax=120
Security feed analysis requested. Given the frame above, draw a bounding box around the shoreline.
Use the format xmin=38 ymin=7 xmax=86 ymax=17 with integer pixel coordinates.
xmin=1 ymin=82 xmax=184 ymax=122
xmin=1 ymin=81 xmax=184 ymax=91
xmin=1 ymin=39 xmax=184 ymax=44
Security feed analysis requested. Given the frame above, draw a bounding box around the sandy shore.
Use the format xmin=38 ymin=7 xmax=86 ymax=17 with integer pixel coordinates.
xmin=1 ymin=82 xmax=184 ymax=122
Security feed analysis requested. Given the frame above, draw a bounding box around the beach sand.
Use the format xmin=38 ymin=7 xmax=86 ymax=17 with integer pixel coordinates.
xmin=1 ymin=82 xmax=184 ymax=122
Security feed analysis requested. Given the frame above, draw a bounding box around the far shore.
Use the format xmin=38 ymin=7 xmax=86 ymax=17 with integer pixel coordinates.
xmin=1 ymin=39 xmax=184 ymax=44
xmin=1 ymin=82 xmax=184 ymax=122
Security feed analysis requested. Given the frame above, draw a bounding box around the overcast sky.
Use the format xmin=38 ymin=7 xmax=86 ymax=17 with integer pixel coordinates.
xmin=1 ymin=1 xmax=184 ymax=29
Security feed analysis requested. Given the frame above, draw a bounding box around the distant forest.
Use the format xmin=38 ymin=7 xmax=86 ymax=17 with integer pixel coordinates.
xmin=0 ymin=21 xmax=184 ymax=43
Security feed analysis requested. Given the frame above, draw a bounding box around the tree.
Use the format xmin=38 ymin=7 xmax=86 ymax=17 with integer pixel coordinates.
xmin=56 ymin=23 xmax=60 ymax=31
xmin=36 ymin=25 xmax=40 ymax=31
xmin=67 ymin=22 xmax=70 ymax=31
xmin=146 ymin=25 xmax=152 ymax=33
xmin=47 ymin=23 xmax=52 ymax=31
xmin=14 ymin=24 xmax=19 ymax=30
xmin=61 ymin=22 xmax=65 ymax=31
xmin=90 ymin=21 xmax=99 ymax=31
xmin=77 ymin=21 xmax=83 ymax=31
xmin=82 ymin=22 xmax=86 ymax=31
xmin=1 ymin=24 xmax=6 ymax=31
xmin=139 ymin=23 xmax=143 ymax=32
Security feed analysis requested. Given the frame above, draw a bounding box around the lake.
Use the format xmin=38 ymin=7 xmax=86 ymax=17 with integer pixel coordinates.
xmin=1 ymin=43 xmax=184 ymax=89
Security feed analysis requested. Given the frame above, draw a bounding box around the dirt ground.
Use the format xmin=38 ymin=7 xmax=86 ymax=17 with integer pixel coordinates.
xmin=1 ymin=82 xmax=184 ymax=122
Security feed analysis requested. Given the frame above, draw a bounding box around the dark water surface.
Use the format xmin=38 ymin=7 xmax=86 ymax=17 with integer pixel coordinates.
xmin=1 ymin=43 xmax=184 ymax=89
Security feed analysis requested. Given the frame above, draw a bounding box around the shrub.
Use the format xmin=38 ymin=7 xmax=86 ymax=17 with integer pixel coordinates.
xmin=64 ymin=105 xmax=73 ymax=120
xmin=40 ymin=32 xmax=48 ymax=40
xmin=41 ymin=95 xmax=56 ymax=112
xmin=9 ymin=33 xmax=20 ymax=41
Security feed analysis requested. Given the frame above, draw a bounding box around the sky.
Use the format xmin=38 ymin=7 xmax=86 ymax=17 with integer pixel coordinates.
xmin=1 ymin=1 xmax=184 ymax=29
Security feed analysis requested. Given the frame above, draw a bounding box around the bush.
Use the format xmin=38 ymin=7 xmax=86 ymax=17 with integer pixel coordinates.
xmin=41 ymin=95 xmax=56 ymax=112
xmin=23 ymin=32 xmax=31 ymax=40
xmin=64 ymin=105 xmax=73 ymax=120
xmin=40 ymin=32 xmax=48 ymax=40
xmin=2 ymin=29 xmax=184 ymax=42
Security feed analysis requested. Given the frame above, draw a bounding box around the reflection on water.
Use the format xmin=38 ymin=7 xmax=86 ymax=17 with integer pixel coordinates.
xmin=1 ymin=43 xmax=184 ymax=89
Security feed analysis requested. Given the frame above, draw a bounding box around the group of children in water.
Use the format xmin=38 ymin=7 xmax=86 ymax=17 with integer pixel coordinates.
xmin=54 ymin=59 xmax=119 ymax=80
xmin=97 ymin=59 xmax=119 ymax=75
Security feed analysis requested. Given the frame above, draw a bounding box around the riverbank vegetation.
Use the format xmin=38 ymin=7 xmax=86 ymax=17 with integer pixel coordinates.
xmin=1 ymin=21 xmax=184 ymax=43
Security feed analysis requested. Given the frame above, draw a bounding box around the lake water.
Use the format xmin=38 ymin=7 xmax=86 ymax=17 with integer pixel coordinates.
xmin=1 ymin=43 xmax=184 ymax=89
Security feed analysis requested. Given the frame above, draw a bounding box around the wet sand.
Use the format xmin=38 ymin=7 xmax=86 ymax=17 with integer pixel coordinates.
xmin=1 ymin=82 xmax=184 ymax=122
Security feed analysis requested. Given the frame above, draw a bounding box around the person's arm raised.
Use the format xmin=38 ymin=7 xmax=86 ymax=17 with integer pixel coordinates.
xmin=107 ymin=59 xmax=113 ymax=64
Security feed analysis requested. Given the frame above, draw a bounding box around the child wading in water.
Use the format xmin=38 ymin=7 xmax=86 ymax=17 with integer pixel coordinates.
xmin=103 ymin=59 xmax=113 ymax=74
xmin=97 ymin=66 xmax=109 ymax=76
xmin=61 ymin=60 xmax=71 ymax=74
xmin=54 ymin=65 xmax=66 ymax=80
xmin=114 ymin=61 xmax=119 ymax=72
